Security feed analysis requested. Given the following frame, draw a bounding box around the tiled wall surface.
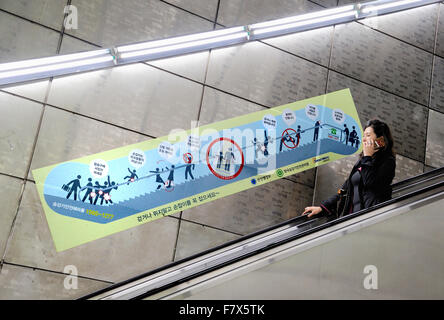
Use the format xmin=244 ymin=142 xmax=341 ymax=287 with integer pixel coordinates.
xmin=0 ymin=0 xmax=443 ymax=299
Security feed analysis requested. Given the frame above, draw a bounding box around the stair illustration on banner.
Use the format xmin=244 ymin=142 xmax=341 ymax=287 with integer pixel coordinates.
xmin=43 ymin=137 xmax=357 ymax=224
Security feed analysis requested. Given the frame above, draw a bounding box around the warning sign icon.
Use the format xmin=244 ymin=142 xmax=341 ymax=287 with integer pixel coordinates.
xmin=206 ymin=137 xmax=245 ymax=180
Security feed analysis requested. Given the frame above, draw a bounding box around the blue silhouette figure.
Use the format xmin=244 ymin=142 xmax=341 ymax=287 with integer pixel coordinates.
xmin=150 ymin=168 xmax=165 ymax=190
xmin=185 ymin=163 xmax=195 ymax=180
xmin=263 ymin=131 xmax=270 ymax=156
xmin=224 ymin=148 xmax=236 ymax=171
xmin=313 ymin=121 xmax=321 ymax=142
xmin=253 ymin=131 xmax=271 ymax=158
xmin=343 ymin=124 xmax=350 ymax=145
xmin=92 ymin=181 xmax=101 ymax=205
xmin=279 ymin=131 xmax=296 ymax=152
xmin=296 ymin=125 xmax=302 ymax=141
xmin=102 ymin=176 xmax=118 ymax=205
xmin=66 ymin=175 xmax=82 ymax=201
xmin=124 ymin=168 xmax=138 ymax=185
xmin=93 ymin=181 xmax=107 ymax=205
xmin=349 ymin=126 xmax=357 ymax=147
xmin=252 ymin=138 xmax=258 ymax=158
xmin=355 ymin=136 xmax=360 ymax=149
xmin=82 ymin=178 xmax=94 ymax=204
xmin=216 ymin=151 xmax=224 ymax=169
xmin=166 ymin=165 xmax=175 ymax=188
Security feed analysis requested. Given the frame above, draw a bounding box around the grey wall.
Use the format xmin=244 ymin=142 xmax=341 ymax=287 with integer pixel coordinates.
xmin=0 ymin=0 xmax=443 ymax=299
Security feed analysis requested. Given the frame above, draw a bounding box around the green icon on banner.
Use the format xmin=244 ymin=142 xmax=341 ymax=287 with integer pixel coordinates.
xmin=276 ymin=169 xmax=284 ymax=177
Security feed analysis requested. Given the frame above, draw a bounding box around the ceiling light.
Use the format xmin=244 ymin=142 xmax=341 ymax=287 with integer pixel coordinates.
xmin=117 ymin=27 xmax=248 ymax=63
xmin=0 ymin=49 xmax=114 ymax=86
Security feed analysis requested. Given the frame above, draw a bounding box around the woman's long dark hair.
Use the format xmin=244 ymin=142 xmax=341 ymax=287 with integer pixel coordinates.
xmin=362 ymin=119 xmax=395 ymax=158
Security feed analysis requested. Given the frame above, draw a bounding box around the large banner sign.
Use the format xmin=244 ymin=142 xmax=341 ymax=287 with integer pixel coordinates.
xmin=33 ymin=88 xmax=363 ymax=251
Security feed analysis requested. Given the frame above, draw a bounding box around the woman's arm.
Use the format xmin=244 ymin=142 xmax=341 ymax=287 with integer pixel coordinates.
xmin=320 ymin=193 xmax=339 ymax=216
xmin=319 ymin=177 xmax=350 ymax=216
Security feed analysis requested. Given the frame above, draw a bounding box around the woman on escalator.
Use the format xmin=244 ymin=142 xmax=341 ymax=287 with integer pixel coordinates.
xmin=302 ymin=119 xmax=396 ymax=218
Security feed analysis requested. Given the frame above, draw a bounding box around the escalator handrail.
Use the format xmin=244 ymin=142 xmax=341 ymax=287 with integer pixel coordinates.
xmin=80 ymin=166 xmax=444 ymax=299
xmin=392 ymin=166 xmax=443 ymax=192
xmin=133 ymin=180 xmax=444 ymax=300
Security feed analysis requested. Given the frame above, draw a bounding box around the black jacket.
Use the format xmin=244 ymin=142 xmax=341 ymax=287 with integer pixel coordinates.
xmin=320 ymin=150 xmax=396 ymax=217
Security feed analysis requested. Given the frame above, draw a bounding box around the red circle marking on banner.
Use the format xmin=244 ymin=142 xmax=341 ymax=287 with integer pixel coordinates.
xmin=206 ymin=137 xmax=244 ymax=180
xmin=183 ymin=153 xmax=193 ymax=164
xmin=282 ymin=128 xmax=300 ymax=149
xmin=164 ymin=180 xmax=175 ymax=192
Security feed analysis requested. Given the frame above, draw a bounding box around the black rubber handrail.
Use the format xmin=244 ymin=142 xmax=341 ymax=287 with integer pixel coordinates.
xmin=392 ymin=166 xmax=444 ymax=192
